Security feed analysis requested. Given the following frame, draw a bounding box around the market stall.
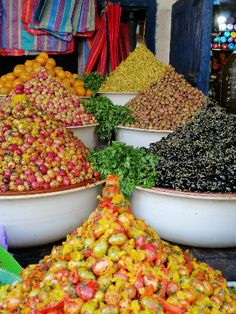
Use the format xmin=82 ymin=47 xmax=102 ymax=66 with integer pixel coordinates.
xmin=0 ymin=0 xmax=236 ymax=312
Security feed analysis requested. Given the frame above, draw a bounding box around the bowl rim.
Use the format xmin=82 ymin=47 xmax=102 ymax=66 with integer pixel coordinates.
xmin=117 ymin=125 xmax=173 ymax=133
xmin=97 ymin=92 xmax=139 ymax=96
xmin=135 ymin=186 xmax=236 ymax=200
xmin=67 ymin=123 xmax=98 ymax=129
xmin=0 ymin=180 xmax=104 ymax=200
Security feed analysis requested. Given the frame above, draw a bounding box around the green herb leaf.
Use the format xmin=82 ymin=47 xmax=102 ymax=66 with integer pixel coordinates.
xmin=81 ymin=72 xmax=106 ymax=96
xmin=82 ymin=96 xmax=136 ymax=143
xmin=88 ymin=141 xmax=159 ymax=196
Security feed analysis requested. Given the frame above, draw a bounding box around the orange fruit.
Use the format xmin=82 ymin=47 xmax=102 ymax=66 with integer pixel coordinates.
xmin=13 ymin=64 xmax=25 ymax=77
xmin=75 ymin=86 xmax=86 ymax=96
xmin=56 ymin=70 xmax=66 ymax=80
xmin=25 ymin=66 xmax=33 ymax=73
xmin=1 ymin=74 xmax=7 ymax=82
xmin=38 ymin=52 xmax=49 ymax=60
xmin=4 ymin=80 xmax=13 ymax=89
xmin=65 ymin=71 xmax=72 ymax=78
xmin=12 ymin=78 xmax=24 ymax=88
xmin=69 ymin=86 xmax=76 ymax=94
xmin=19 ymin=72 xmax=31 ymax=83
xmin=0 ymin=81 xmax=4 ymax=88
xmin=72 ymin=73 xmax=78 ymax=79
xmin=35 ymin=56 xmax=46 ymax=65
xmin=47 ymin=69 xmax=56 ymax=77
xmin=86 ymin=89 xmax=93 ymax=97
xmin=25 ymin=60 xmax=34 ymax=67
xmin=46 ymin=58 xmax=56 ymax=68
xmin=62 ymin=78 xmax=71 ymax=88
xmin=6 ymin=72 xmax=16 ymax=81
xmin=74 ymin=80 xmax=85 ymax=87
xmin=33 ymin=63 xmax=42 ymax=73
xmin=45 ymin=63 xmax=54 ymax=71
xmin=54 ymin=77 xmax=62 ymax=83
xmin=54 ymin=66 xmax=63 ymax=73
xmin=0 ymin=86 xmax=10 ymax=94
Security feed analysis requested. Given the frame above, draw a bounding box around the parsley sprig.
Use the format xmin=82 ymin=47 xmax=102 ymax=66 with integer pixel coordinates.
xmin=82 ymin=96 xmax=135 ymax=143
xmin=88 ymin=141 xmax=159 ymax=196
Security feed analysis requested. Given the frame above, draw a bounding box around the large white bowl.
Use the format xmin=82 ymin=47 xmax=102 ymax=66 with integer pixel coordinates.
xmin=67 ymin=124 xmax=98 ymax=150
xmin=0 ymin=181 xmax=103 ymax=248
xmin=116 ymin=126 xmax=173 ymax=148
xmin=98 ymin=92 xmax=138 ymax=106
xmin=131 ymin=187 xmax=236 ymax=248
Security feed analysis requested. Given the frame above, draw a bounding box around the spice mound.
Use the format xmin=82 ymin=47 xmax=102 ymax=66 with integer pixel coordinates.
xmin=0 ymin=95 xmax=99 ymax=193
xmin=125 ymin=67 xmax=206 ymax=130
xmin=1 ymin=175 xmax=235 ymax=313
xmin=147 ymin=101 xmax=236 ymax=193
xmin=99 ymin=44 xmax=168 ymax=92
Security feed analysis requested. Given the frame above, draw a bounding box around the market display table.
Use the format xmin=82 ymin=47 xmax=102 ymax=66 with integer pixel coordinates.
xmin=10 ymin=241 xmax=236 ymax=281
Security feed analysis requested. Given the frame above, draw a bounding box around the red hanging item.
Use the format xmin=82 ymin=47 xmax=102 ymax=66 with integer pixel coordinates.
xmin=84 ymin=2 xmax=122 ymax=75
xmin=84 ymin=13 xmax=107 ymax=74
xmin=107 ymin=2 xmax=122 ymax=71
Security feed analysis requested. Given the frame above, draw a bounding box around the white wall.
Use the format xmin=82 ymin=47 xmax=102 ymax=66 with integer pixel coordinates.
xmin=155 ymin=0 xmax=178 ymax=64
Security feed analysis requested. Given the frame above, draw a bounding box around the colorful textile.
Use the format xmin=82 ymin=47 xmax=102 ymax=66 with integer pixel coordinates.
xmin=34 ymin=0 xmax=75 ymax=41
xmin=0 ymin=0 xmax=74 ymax=53
xmin=84 ymin=2 xmax=122 ymax=75
xmin=22 ymin=0 xmax=48 ymax=35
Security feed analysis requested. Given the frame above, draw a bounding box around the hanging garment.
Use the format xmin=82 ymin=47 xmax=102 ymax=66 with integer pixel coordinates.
xmin=107 ymin=2 xmax=122 ymax=71
xmin=22 ymin=0 xmax=49 ymax=35
xmin=84 ymin=13 xmax=107 ymax=75
xmin=0 ymin=0 xmax=74 ymax=53
xmin=84 ymin=2 xmax=122 ymax=75
xmin=33 ymin=0 xmax=75 ymax=41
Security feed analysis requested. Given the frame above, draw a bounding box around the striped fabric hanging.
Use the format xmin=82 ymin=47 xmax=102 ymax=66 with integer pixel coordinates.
xmin=0 ymin=0 xmax=74 ymax=54
xmin=34 ymin=0 xmax=75 ymax=41
xmin=22 ymin=0 xmax=48 ymax=35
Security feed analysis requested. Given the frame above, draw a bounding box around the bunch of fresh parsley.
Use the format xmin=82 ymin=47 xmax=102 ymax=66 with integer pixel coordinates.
xmin=82 ymin=96 xmax=135 ymax=143
xmin=88 ymin=141 xmax=159 ymax=196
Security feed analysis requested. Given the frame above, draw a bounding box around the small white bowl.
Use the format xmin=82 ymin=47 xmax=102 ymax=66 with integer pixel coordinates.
xmin=97 ymin=92 xmax=138 ymax=106
xmin=67 ymin=124 xmax=98 ymax=150
xmin=116 ymin=126 xmax=172 ymax=148
xmin=131 ymin=187 xmax=236 ymax=248
xmin=0 ymin=181 xmax=104 ymax=248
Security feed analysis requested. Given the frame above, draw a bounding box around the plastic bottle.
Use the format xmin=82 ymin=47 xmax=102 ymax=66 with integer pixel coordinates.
xmin=220 ymin=50 xmax=236 ymax=114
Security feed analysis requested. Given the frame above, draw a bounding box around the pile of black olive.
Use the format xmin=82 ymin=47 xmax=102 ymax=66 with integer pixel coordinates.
xmin=147 ymin=100 xmax=236 ymax=193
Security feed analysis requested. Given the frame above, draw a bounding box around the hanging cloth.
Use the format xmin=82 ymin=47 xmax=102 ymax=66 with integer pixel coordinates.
xmin=30 ymin=0 xmax=75 ymax=41
xmin=22 ymin=0 xmax=48 ymax=35
xmin=107 ymin=2 xmax=122 ymax=71
xmin=0 ymin=0 xmax=74 ymax=54
xmin=84 ymin=2 xmax=122 ymax=75
xmin=84 ymin=13 xmax=107 ymax=74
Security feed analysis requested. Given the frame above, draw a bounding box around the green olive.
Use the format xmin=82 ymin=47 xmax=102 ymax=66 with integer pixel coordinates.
xmin=93 ymin=239 xmax=108 ymax=258
xmin=108 ymin=233 xmax=127 ymax=246
xmin=107 ymin=246 xmax=120 ymax=262
xmin=77 ymin=267 xmax=95 ymax=281
xmin=81 ymin=300 xmax=98 ymax=314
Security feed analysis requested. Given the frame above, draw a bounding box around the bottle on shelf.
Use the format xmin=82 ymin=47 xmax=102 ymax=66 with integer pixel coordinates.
xmin=220 ymin=51 xmax=236 ymax=114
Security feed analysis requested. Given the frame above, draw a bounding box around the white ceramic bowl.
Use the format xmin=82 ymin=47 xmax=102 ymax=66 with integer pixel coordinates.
xmin=0 ymin=181 xmax=103 ymax=248
xmin=131 ymin=187 xmax=236 ymax=248
xmin=67 ymin=124 xmax=98 ymax=150
xmin=116 ymin=126 xmax=173 ymax=148
xmin=98 ymin=92 xmax=138 ymax=106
